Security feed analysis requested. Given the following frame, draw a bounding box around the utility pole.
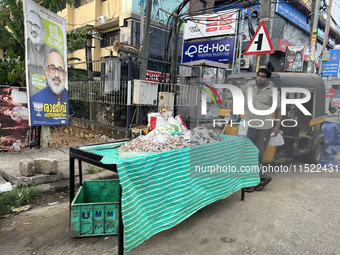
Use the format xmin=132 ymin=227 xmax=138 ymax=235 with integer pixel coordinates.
xmin=140 ymin=1 xmax=144 ymax=48
xmin=237 ymin=9 xmax=245 ymax=73
xmin=170 ymin=13 xmax=178 ymax=85
xmin=318 ymin=0 xmax=332 ymax=75
xmin=85 ymin=31 xmax=95 ymax=122
xmin=258 ymin=0 xmax=271 ymax=69
xmin=307 ymin=0 xmax=320 ymax=73
xmin=139 ymin=0 xmax=152 ymax=80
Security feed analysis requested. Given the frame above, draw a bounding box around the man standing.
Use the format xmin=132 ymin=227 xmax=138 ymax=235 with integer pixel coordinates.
xmin=242 ymin=68 xmax=281 ymax=192
xmin=30 ymin=48 xmax=68 ymax=125
xmin=26 ymin=10 xmax=51 ymax=96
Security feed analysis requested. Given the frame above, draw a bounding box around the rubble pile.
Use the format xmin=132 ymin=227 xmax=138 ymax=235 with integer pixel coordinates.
xmin=189 ymin=127 xmax=223 ymax=146
xmin=119 ymin=132 xmax=190 ymax=153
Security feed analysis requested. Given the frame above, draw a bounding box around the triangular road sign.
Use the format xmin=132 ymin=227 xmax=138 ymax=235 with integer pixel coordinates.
xmin=243 ymin=20 xmax=274 ymax=55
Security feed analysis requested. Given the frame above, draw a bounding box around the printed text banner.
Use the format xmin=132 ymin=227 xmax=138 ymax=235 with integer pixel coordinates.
xmin=24 ymin=0 xmax=68 ymax=126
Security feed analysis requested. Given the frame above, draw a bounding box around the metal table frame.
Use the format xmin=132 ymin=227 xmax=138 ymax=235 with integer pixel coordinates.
xmin=69 ymin=140 xmax=246 ymax=255
xmin=69 ymin=139 xmax=129 ymax=255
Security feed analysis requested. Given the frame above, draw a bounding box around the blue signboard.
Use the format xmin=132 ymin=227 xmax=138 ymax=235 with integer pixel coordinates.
xmin=335 ymin=89 xmax=340 ymax=98
xmin=276 ymin=0 xmax=310 ymax=32
xmin=182 ymin=38 xmax=234 ymax=63
xmin=322 ymin=50 xmax=340 ymax=77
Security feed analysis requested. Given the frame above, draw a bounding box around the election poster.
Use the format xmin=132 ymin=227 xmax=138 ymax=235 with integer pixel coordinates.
xmin=284 ymin=46 xmax=305 ymax=72
xmin=0 ymin=86 xmax=40 ymax=151
xmin=24 ymin=0 xmax=68 ymax=126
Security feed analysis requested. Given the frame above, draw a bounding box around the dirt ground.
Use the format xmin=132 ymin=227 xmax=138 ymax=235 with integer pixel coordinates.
xmin=0 ymin=191 xmax=119 ymax=255
xmin=0 ymin=130 xmax=119 ymax=254
xmin=49 ymin=129 xmax=103 ymax=148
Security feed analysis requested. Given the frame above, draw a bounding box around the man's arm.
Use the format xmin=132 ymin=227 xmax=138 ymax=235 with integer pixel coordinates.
xmin=272 ymin=107 xmax=282 ymax=136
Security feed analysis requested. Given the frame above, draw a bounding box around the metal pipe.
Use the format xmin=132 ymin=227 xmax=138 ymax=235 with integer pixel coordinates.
xmin=126 ymin=56 xmax=132 ymax=132
xmin=238 ymin=9 xmax=245 ymax=73
xmin=231 ymin=10 xmax=241 ymax=74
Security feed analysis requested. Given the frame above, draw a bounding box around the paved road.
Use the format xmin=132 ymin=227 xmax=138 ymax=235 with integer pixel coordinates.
xmin=1 ymin=173 xmax=339 ymax=255
xmin=1 ymin=115 xmax=340 ymax=254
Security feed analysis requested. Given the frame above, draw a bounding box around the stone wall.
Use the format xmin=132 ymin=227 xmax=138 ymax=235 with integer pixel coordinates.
xmin=52 ymin=117 xmax=128 ymax=141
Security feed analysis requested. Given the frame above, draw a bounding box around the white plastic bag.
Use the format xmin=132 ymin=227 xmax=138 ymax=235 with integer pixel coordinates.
xmin=0 ymin=182 xmax=12 ymax=193
xmin=147 ymin=113 xmax=162 ymax=127
xmin=268 ymin=132 xmax=284 ymax=147
xmin=161 ymin=111 xmax=173 ymax=120
xmin=149 ymin=116 xmax=167 ymax=130
xmin=149 ymin=124 xmax=181 ymax=134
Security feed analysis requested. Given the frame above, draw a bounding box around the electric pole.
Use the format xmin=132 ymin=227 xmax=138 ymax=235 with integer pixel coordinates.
xmin=139 ymin=0 xmax=152 ymax=80
xmin=170 ymin=13 xmax=178 ymax=85
xmin=258 ymin=0 xmax=271 ymax=69
xmin=307 ymin=0 xmax=320 ymax=73
xmin=140 ymin=1 xmax=144 ymax=48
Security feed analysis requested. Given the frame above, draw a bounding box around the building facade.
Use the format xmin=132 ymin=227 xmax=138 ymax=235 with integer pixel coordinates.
xmin=58 ymin=0 xmax=188 ymax=69
xmin=186 ymin=0 xmax=340 ymax=73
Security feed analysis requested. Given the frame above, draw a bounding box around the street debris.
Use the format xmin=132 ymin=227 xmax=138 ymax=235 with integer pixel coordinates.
xmin=189 ymin=127 xmax=223 ymax=146
xmin=119 ymin=132 xmax=190 ymax=153
xmin=48 ymin=202 xmax=58 ymax=206
xmin=0 ymin=182 xmax=12 ymax=193
xmin=12 ymin=205 xmax=32 ymax=213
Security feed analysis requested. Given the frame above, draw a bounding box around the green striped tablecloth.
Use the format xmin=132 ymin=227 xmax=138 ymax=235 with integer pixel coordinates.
xmin=95 ymin=135 xmax=260 ymax=254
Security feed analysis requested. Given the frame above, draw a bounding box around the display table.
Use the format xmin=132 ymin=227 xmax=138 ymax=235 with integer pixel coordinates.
xmin=69 ymin=135 xmax=260 ymax=255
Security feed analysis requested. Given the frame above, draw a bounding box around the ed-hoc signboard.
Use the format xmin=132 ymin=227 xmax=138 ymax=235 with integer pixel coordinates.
xmin=24 ymin=0 xmax=68 ymax=126
xmin=182 ymin=38 xmax=234 ymax=63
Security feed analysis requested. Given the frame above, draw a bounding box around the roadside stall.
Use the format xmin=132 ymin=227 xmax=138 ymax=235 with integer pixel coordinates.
xmin=69 ymin=121 xmax=260 ymax=254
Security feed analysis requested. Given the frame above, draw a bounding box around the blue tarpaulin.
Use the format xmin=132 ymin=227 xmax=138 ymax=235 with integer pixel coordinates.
xmin=320 ymin=121 xmax=340 ymax=166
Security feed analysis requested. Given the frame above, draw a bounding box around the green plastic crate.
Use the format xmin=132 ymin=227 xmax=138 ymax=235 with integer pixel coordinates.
xmin=71 ymin=180 xmax=120 ymax=237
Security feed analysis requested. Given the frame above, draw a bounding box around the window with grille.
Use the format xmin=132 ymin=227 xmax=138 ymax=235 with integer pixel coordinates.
xmin=101 ymin=30 xmax=120 ymax=48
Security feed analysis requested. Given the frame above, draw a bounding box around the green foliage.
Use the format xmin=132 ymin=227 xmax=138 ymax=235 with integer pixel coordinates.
xmin=68 ymin=67 xmax=89 ymax=82
xmin=0 ymin=182 xmax=41 ymax=217
xmin=0 ymin=57 xmax=25 ymax=85
xmin=43 ymin=0 xmax=76 ymax=13
xmin=69 ymin=100 xmax=90 ymax=120
xmin=0 ymin=0 xmax=81 ymax=85
xmin=67 ymin=28 xmax=88 ymax=54
xmin=0 ymin=0 xmax=25 ymax=59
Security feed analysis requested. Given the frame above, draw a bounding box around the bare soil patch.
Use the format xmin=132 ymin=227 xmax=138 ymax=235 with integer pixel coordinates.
xmin=49 ymin=128 xmax=103 ymax=148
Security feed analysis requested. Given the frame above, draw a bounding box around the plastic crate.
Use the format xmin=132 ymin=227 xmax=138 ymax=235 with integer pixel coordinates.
xmin=71 ymin=180 xmax=120 ymax=237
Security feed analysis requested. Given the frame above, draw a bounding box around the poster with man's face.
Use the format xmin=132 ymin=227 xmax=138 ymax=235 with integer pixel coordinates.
xmin=24 ymin=0 xmax=68 ymax=126
xmin=284 ymin=46 xmax=305 ymax=72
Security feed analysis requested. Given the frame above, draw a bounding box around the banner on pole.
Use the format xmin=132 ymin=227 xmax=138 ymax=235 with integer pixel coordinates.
xmin=24 ymin=0 xmax=68 ymax=126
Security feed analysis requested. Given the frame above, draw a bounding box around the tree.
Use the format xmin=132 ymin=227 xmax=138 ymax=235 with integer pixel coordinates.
xmin=0 ymin=0 xmax=85 ymax=86
xmin=67 ymin=27 xmax=88 ymax=62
